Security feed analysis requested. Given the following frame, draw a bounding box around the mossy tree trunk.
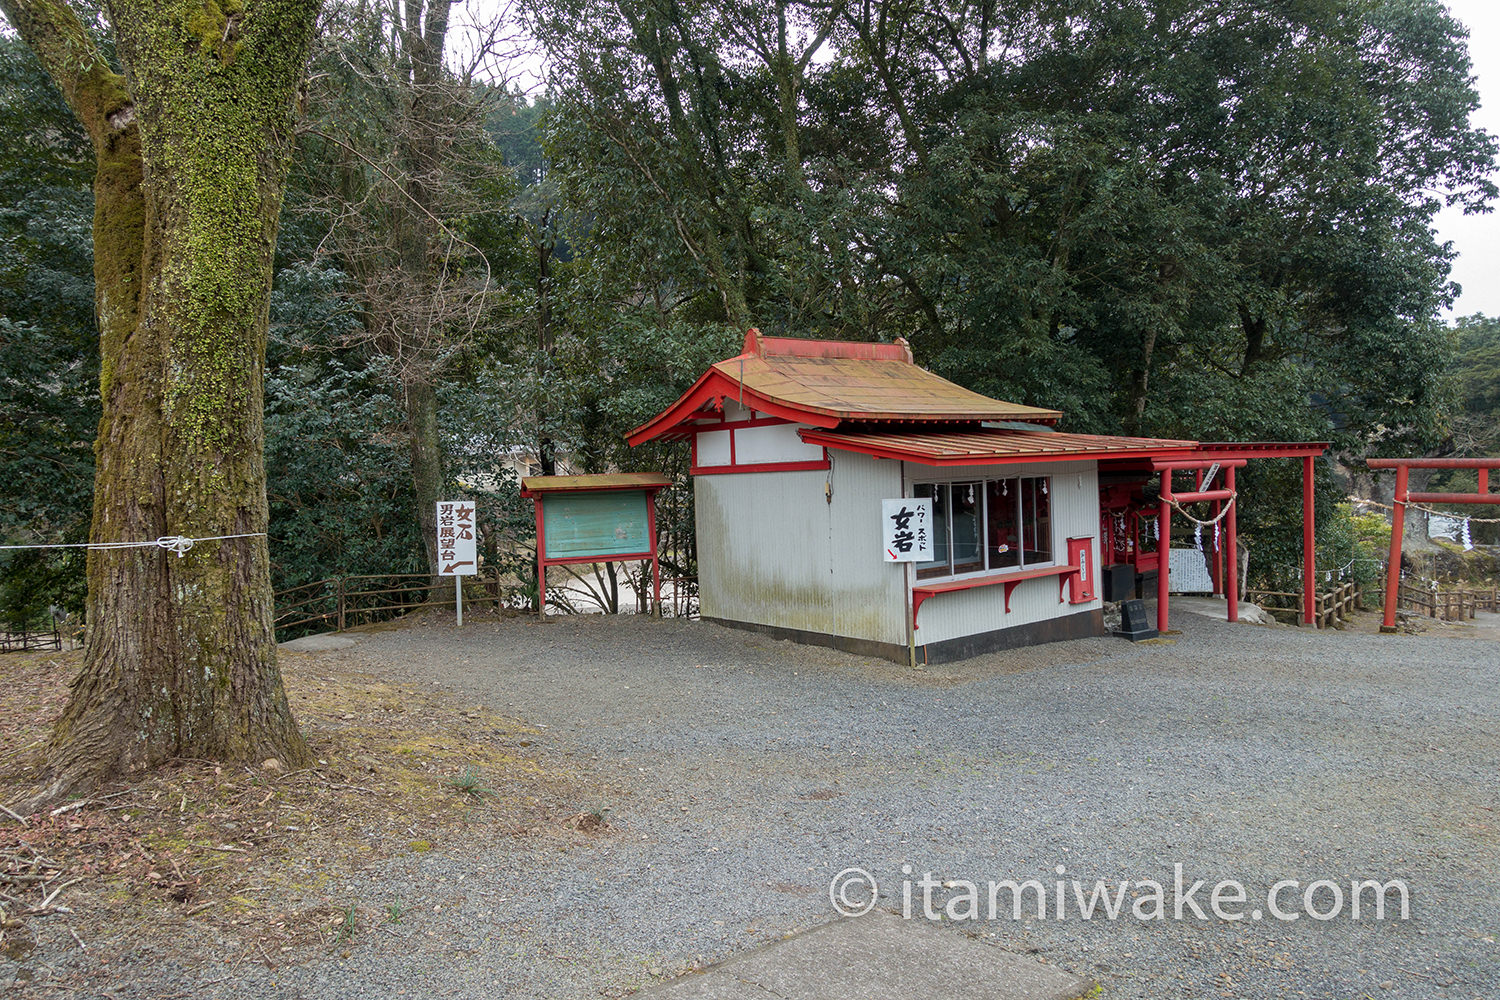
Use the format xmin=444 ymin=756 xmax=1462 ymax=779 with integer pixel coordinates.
xmin=0 ymin=0 xmax=319 ymax=804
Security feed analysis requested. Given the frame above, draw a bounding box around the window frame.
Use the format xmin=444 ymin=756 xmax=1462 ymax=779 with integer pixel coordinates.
xmin=911 ymin=474 xmax=1056 ymax=583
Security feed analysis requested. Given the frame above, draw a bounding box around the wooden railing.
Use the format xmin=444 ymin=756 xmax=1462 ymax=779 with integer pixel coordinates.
xmin=274 ymin=569 xmax=514 ymax=639
xmin=1316 ymin=581 xmax=1360 ymax=628
xmin=1246 ymin=581 xmax=1363 ymax=628
xmin=1395 ymin=582 xmax=1500 ymax=622
xmin=0 ymin=623 xmax=62 ymax=653
xmin=1245 ymin=590 xmax=1301 ymax=620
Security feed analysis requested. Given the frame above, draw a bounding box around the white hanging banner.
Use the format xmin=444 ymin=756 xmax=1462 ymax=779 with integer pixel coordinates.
xmin=882 ymin=498 xmax=934 ymax=562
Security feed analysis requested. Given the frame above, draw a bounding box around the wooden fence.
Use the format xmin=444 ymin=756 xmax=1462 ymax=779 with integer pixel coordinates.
xmin=1246 ymin=581 xmax=1362 ymax=628
xmin=1395 ymin=582 xmax=1500 ymax=622
xmin=274 ymin=570 xmax=513 ymax=639
xmin=1248 ymin=577 xmax=1498 ymax=626
xmin=0 ymin=623 xmax=62 ymax=653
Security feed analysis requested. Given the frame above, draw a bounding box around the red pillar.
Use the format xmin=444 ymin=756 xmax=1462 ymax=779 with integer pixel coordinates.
xmin=533 ymin=498 xmax=547 ymax=620
xmin=1225 ymin=466 xmax=1239 ymax=623
xmin=1381 ymin=464 xmax=1409 ymax=632
xmin=1157 ymin=474 xmax=1172 ymax=635
xmin=647 ymin=489 xmax=662 ymax=616
xmin=1302 ymin=455 xmax=1316 ymax=625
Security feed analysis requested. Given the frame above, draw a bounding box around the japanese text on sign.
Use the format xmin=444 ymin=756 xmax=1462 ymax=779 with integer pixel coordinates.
xmin=436 ymin=500 xmax=477 ymax=576
xmin=882 ymin=497 xmax=934 ymax=563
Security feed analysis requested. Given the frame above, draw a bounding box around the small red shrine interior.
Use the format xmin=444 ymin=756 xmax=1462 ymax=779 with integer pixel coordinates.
xmin=1096 ymin=442 xmax=1327 ymax=632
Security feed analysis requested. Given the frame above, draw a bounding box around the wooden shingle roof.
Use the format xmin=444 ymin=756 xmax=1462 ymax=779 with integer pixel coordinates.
xmin=626 ymin=330 xmax=1061 ymax=445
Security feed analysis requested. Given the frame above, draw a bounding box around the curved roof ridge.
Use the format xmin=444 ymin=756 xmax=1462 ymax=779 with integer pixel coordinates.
xmin=744 ymin=327 xmax=915 ymax=363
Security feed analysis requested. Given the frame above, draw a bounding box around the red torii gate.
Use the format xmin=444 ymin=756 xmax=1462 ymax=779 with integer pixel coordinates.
xmin=1367 ymin=457 xmax=1500 ymax=633
xmin=1151 ymin=443 xmax=1327 ymax=634
xmin=1153 ymin=456 xmax=1243 ymax=634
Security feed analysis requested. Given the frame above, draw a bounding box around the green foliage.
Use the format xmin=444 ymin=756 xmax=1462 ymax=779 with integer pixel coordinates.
xmin=525 ymin=0 xmax=1494 ymax=576
xmin=447 ymin=765 xmax=493 ymax=800
xmin=1346 ymin=505 xmax=1393 ymax=555
xmin=5 ymin=1 xmax=1497 ymax=621
xmin=0 ymin=38 xmax=98 ymax=627
xmin=1447 ymin=313 xmax=1500 ymax=457
xmin=1321 ymin=503 xmax=1387 ymax=594
xmin=335 ymin=903 xmax=358 ymax=943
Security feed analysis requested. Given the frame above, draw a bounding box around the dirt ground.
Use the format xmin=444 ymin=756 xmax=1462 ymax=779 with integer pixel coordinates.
xmin=0 ymin=612 xmax=610 ymax=995
xmin=3 ymin=605 xmax=1498 ymax=1000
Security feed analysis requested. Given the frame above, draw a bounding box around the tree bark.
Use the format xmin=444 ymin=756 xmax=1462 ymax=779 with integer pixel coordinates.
xmin=1124 ymin=326 xmax=1159 ymax=435
xmin=394 ymin=0 xmax=453 ymax=586
xmin=405 ymin=378 xmax=445 ymax=578
xmin=2 ymin=0 xmax=318 ymax=805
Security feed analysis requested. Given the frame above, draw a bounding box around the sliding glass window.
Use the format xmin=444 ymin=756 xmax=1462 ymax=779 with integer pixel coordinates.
xmin=913 ymin=476 xmax=1053 ymax=582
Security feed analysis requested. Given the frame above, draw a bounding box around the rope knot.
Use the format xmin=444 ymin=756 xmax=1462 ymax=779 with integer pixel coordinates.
xmin=155 ymin=536 xmax=195 ymax=558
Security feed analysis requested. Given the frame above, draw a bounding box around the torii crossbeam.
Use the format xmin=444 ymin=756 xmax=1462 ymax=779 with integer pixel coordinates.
xmin=1367 ymin=457 xmax=1500 ymax=633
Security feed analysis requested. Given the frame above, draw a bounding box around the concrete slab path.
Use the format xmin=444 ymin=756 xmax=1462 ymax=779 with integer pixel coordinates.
xmin=640 ymin=912 xmax=1094 ymax=1000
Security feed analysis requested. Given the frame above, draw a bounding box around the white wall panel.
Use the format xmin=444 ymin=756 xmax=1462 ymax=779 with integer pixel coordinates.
xmin=735 ymin=423 xmax=825 ymax=464
xmin=695 ymin=456 xmax=906 ymax=646
xmin=696 ymin=430 xmax=731 ymax=466
xmin=694 ymin=455 xmax=1103 ymax=653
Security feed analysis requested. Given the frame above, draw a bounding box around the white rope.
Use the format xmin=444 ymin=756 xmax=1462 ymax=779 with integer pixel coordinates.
xmin=1166 ymin=492 xmax=1237 ymax=527
xmin=0 ymin=533 xmax=265 ymax=559
xmin=1351 ymin=495 xmax=1500 ymax=524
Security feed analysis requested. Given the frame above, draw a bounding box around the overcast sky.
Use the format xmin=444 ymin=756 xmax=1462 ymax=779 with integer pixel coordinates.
xmin=1437 ymin=1 xmax=1500 ymax=318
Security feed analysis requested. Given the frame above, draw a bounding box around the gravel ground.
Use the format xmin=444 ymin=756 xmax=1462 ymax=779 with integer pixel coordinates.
xmin=23 ymin=609 xmax=1500 ymax=998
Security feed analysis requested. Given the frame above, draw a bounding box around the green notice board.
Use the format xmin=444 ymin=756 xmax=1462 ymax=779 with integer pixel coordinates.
xmin=541 ymin=490 xmax=652 ymax=558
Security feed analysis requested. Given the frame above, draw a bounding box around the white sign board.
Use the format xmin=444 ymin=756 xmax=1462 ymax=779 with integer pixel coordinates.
xmin=882 ymin=497 xmax=934 ymax=562
xmin=435 ymin=500 xmax=477 ymax=576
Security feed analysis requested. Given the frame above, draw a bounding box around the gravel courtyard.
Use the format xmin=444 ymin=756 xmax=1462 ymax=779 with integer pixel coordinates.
xmin=77 ymin=609 xmax=1500 ymax=998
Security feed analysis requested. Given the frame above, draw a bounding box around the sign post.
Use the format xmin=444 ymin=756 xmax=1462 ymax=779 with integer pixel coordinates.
xmin=882 ymin=498 xmax=934 ymax=668
xmin=436 ymin=500 xmax=477 ymax=627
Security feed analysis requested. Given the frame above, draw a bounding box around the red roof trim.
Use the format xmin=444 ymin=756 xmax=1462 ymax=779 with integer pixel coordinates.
xmin=627 ymin=366 xmax=1032 ymax=445
xmin=625 ymin=367 xmax=723 ymax=446
xmin=1191 ymin=442 xmax=1330 ymax=460
xmin=624 ymin=369 xmax=843 ymax=446
xmin=628 ymin=330 xmax=1062 ymax=446
xmin=800 ymin=428 xmax=1200 ymax=467
xmin=746 ymin=327 xmax=914 ymax=363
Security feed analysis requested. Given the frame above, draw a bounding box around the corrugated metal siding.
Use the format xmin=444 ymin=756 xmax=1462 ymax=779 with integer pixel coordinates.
xmin=695 ymin=456 xmax=906 ymax=646
xmin=694 ymin=457 xmax=1101 ymax=652
xmin=906 ymin=461 xmax=1102 ymax=646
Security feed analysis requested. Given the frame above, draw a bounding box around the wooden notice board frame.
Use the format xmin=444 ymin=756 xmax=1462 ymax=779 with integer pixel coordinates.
xmin=519 ymin=473 xmax=673 ymax=619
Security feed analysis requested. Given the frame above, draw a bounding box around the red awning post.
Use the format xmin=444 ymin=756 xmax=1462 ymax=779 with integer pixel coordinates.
xmin=533 ymin=498 xmax=547 ymax=621
xmin=648 ymin=491 xmax=662 ymax=617
xmin=1158 ymin=473 xmax=1172 ymax=635
xmin=1225 ymin=465 xmax=1239 ymax=623
xmin=1381 ymin=464 xmax=1409 ymax=632
xmin=1303 ymin=455 xmax=1316 ymax=626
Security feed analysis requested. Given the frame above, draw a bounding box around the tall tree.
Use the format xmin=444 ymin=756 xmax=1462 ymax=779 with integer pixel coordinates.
xmin=0 ymin=0 xmax=319 ymax=803
xmin=295 ymin=0 xmax=513 ymax=582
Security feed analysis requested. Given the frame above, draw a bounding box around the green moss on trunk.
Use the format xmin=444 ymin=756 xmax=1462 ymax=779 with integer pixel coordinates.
xmin=1 ymin=0 xmax=323 ymax=802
